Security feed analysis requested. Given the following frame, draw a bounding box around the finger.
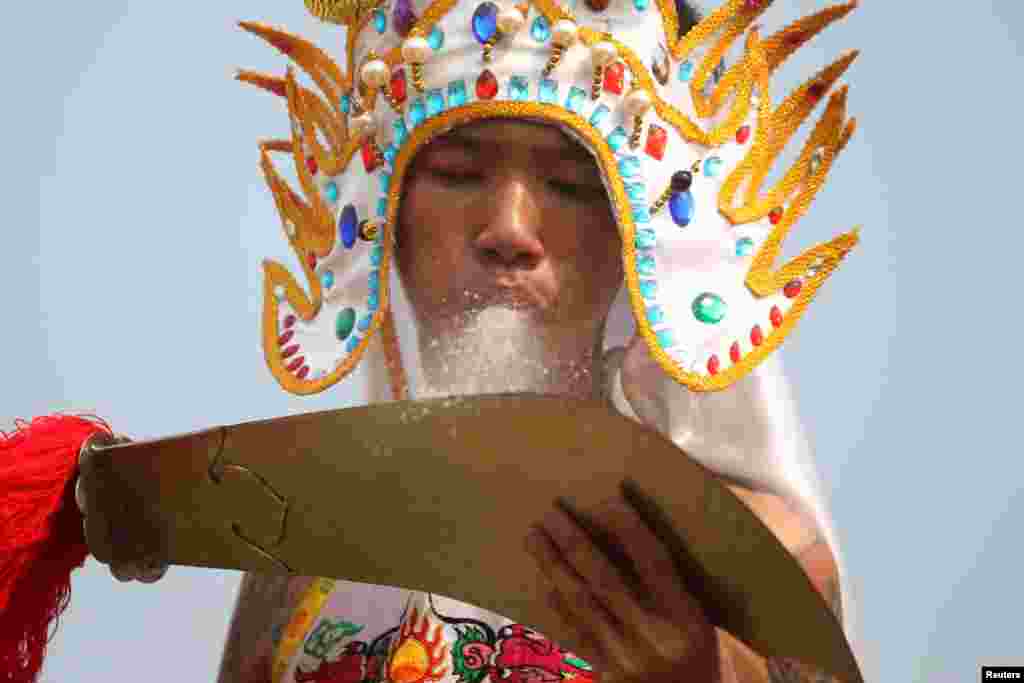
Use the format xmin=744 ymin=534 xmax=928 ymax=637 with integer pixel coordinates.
xmin=137 ymin=565 xmax=168 ymax=584
xmin=110 ymin=564 xmax=136 ymax=583
xmin=540 ymin=576 xmax=612 ymax=675
xmin=83 ymin=502 xmax=115 ymax=564
xmin=535 ymin=504 xmax=649 ymax=627
xmin=74 ymin=477 xmax=88 ymax=515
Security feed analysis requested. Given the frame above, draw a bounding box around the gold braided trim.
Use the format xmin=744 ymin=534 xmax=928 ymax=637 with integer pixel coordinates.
xmin=381 ymin=306 xmax=410 ymax=400
xmin=271 ymin=578 xmax=338 ymax=683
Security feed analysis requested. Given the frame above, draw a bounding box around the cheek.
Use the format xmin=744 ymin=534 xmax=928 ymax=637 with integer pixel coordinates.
xmin=396 ymin=177 xmax=467 ymax=303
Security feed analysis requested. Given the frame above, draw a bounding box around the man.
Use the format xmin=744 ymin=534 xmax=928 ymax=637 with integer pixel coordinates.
xmin=85 ymin=0 xmax=860 ymax=680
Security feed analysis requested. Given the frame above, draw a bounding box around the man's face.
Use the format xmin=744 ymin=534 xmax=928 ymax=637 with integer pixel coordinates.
xmin=395 ymin=119 xmax=624 ymax=339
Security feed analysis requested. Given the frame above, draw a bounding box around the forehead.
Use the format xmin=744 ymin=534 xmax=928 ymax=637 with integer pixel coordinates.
xmin=428 ymin=118 xmax=597 ymax=165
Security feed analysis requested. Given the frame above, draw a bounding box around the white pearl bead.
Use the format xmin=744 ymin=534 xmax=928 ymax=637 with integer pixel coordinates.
xmin=361 ymin=59 xmax=389 ymax=88
xmin=350 ymin=112 xmax=376 ymax=138
xmin=401 ymin=36 xmax=431 ymax=63
xmin=592 ymin=41 xmax=617 ymax=66
xmin=623 ymin=89 xmax=652 ymax=117
xmin=551 ymin=19 xmax=578 ymax=47
xmin=497 ymin=6 xmax=525 ymax=34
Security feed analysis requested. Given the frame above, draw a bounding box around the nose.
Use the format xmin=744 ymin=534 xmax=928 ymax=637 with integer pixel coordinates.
xmin=473 ymin=175 xmax=545 ymax=271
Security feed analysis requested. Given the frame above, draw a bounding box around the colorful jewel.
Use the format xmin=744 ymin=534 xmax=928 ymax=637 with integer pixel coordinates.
xmin=585 ymin=0 xmax=610 ymax=10
xmin=274 ymin=285 xmax=286 ymax=302
xmin=769 ymin=206 xmax=784 ymax=225
xmin=784 ymin=280 xmax=803 ymax=298
xmin=508 ymin=75 xmax=529 ymax=101
xmin=692 ymin=292 xmax=726 ymax=324
xmin=472 ymin=2 xmax=499 ymax=43
xmin=341 ymin=94 xmax=351 ymax=113
xmin=306 ymin=156 xmax=318 ymax=176
xmin=393 ymin=0 xmax=417 ymax=37
xmin=703 ymin=156 xmax=723 ymax=177
xmin=603 ymin=61 xmax=625 ymax=94
xmin=278 ymin=330 xmax=294 ymax=346
xmin=286 ymin=356 xmax=304 ymax=372
xmin=390 ymin=68 xmax=408 ymax=105
xmin=669 ymin=191 xmax=694 ymax=226
xmin=426 ymin=88 xmax=445 ymax=116
xmin=339 ymin=204 xmax=358 ymax=249
xmin=536 ymin=78 xmax=557 ymax=104
xmin=476 ymin=69 xmax=498 ymax=99
xmin=770 ymin=305 xmax=783 ymax=328
xmin=428 ymin=25 xmax=445 ymax=49
xmin=736 ymin=125 xmax=751 ymax=144
xmin=730 ymin=341 xmax=741 ymax=363
xmin=361 ymin=142 xmax=381 ymax=172
xmin=392 ymin=118 xmax=408 ymax=146
xmin=336 ymin=308 xmax=356 ymax=340
xmin=637 ymin=255 xmax=655 ymax=276
xmin=634 ymin=0 xmax=650 ymax=10
xmin=372 ymin=8 xmax=387 ymax=33
xmin=321 ymin=269 xmax=335 ymax=289
xmin=566 ymin=86 xmax=587 ymax=114
xmin=645 ymin=305 xmax=664 ymax=325
xmin=377 ymin=197 xmax=387 ymax=217
xmin=735 ymin=237 xmax=755 ymax=256
xmin=409 ymin=97 xmax=427 ymax=126
xmin=448 ymin=79 xmax=468 ymax=106
xmin=358 ymin=314 xmax=373 ymax=333
xmin=284 ymin=314 xmax=296 ymax=329
xmin=655 ymin=328 xmax=676 ymax=348
xmin=707 ymin=355 xmax=720 ymax=375
xmin=645 ymin=124 xmax=667 ymax=160
xmin=750 ymin=324 xmax=763 ymax=346
xmin=379 ymin=173 xmax=390 ymax=193
xmin=591 ymin=40 xmax=617 ymax=99
xmin=618 ymin=156 xmax=641 ymax=177
xmin=324 ymin=181 xmax=339 ymax=203
xmin=607 ymin=126 xmax=628 ymax=152
xmin=624 ymin=182 xmax=645 ymax=201
xmin=678 ymin=60 xmax=694 ymax=82
xmin=531 ymin=15 xmax=550 ymax=42
xmin=639 ymin=279 xmax=657 ymax=300
xmin=652 ymin=43 xmax=669 ymax=85
xmin=282 ymin=344 xmax=300 ymax=359
xmin=589 ymin=103 xmax=610 ymax=128
xmin=345 ymin=336 xmax=360 ymax=353
xmin=635 ymin=228 xmax=656 ymax=249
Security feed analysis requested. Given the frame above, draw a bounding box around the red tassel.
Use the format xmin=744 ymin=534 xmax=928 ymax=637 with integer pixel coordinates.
xmin=0 ymin=414 xmax=111 ymax=683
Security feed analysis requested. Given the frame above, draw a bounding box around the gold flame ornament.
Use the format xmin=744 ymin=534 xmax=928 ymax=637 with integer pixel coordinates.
xmin=303 ymin=0 xmax=376 ymax=26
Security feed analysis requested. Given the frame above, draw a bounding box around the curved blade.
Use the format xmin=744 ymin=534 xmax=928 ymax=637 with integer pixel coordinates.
xmin=86 ymin=394 xmax=862 ymax=682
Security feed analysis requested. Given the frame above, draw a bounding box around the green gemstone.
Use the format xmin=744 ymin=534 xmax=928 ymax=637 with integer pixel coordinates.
xmin=335 ymin=308 xmax=356 ymax=340
xmin=692 ymin=292 xmax=727 ymax=324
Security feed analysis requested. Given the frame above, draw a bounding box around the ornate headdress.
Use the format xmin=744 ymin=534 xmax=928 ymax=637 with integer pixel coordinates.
xmin=237 ymin=0 xmax=860 ymax=398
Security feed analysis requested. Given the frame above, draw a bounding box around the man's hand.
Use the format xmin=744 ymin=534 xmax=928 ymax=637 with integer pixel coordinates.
xmin=524 ymin=496 xmax=723 ymax=683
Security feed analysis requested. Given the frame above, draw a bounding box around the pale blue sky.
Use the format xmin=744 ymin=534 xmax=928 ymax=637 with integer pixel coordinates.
xmin=2 ymin=1 xmax=1021 ymax=682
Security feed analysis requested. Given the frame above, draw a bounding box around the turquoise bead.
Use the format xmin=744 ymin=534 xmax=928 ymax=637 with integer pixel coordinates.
xmin=655 ymin=328 xmax=676 ymax=349
xmin=448 ymin=79 xmax=467 ymax=107
xmin=589 ymin=104 xmax=610 ymax=128
xmin=345 ymin=336 xmax=360 ymax=353
xmin=633 ymin=0 xmax=650 ymax=9
xmin=377 ymin=197 xmax=387 ymax=217
xmin=632 ymin=205 xmax=650 ymax=223
xmin=371 ymin=245 xmax=383 ymax=266
xmin=409 ymin=98 xmax=426 ymax=127
xmin=368 ymin=292 xmax=379 ymax=311
xmin=373 ymin=9 xmax=387 ymax=33
xmin=379 ymin=173 xmax=390 ymax=194
xmin=565 ymin=86 xmax=586 ymax=114
xmin=531 ymin=15 xmax=550 ymax=42
xmin=635 ymin=228 xmax=656 ymax=249
xmin=340 ymin=94 xmax=351 ymax=113
xmin=369 ymin=271 xmax=380 ymax=293
xmin=637 ymin=255 xmax=655 ymax=276
xmin=538 ymin=78 xmax=558 ymax=104
xmin=692 ymin=292 xmax=727 ymax=324
xmin=426 ymin=88 xmax=445 ymax=116
xmin=428 ymin=25 xmax=445 ymax=49
xmin=607 ymin=126 xmax=628 ymax=152
xmin=646 ymin=305 xmax=664 ymax=325
xmin=321 ymin=269 xmax=335 ymax=289
xmin=358 ymin=314 xmax=373 ymax=333
xmin=336 ymin=308 xmax=356 ymax=340
xmin=735 ymin=237 xmax=754 ymax=257
xmin=339 ymin=204 xmax=358 ymax=249
xmin=392 ymin=119 xmax=408 ymax=146
xmin=324 ymin=181 xmax=339 ymax=203
xmin=508 ymin=76 xmax=528 ymax=101
xmin=678 ymin=60 xmax=694 ymax=82
xmin=383 ymin=145 xmax=398 ymax=165
xmin=472 ymin=2 xmax=498 ymax=43
xmin=624 ymin=182 xmax=646 ymax=201
xmin=618 ymin=156 xmax=641 ymax=178
xmin=639 ymin=279 xmax=657 ymax=300
xmin=703 ymin=156 xmax=723 ymax=177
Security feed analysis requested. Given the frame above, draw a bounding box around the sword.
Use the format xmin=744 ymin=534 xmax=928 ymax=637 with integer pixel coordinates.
xmin=78 ymin=393 xmax=862 ymax=683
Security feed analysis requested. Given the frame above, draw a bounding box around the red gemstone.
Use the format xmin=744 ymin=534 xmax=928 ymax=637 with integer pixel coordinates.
xmin=585 ymin=0 xmax=610 ymax=10
xmin=603 ymin=61 xmax=625 ymax=95
xmin=750 ymin=325 xmax=763 ymax=346
xmin=786 ymin=32 xmax=805 ymax=47
xmin=736 ymin=125 xmax=751 ymax=145
xmin=645 ymin=124 xmax=667 ymax=161
xmin=770 ymin=305 xmax=783 ymax=328
xmin=281 ymin=344 xmax=300 ymax=360
xmin=277 ymin=330 xmax=295 ymax=346
xmin=307 ymin=252 xmax=317 ymax=270
xmin=476 ymin=69 xmax=498 ymax=100
xmin=284 ymin=315 xmax=297 ymax=328
xmin=707 ymin=355 xmax=720 ymax=376
xmin=361 ymin=141 xmax=381 ymax=172
xmin=808 ymin=82 xmax=827 ymax=100
xmin=769 ymin=207 xmax=784 ymax=225
xmin=784 ymin=280 xmax=802 ymax=298
xmin=390 ymin=68 xmax=407 ymax=105
xmin=745 ymin=0 xmax=762 ymax=10
xmin=296 ymin=365 xmax=310 ymax=379
xmin=287 ymin=356 xmax=305 ymax=372
xmin=306 ymin=156 xmax=318 ymax=176
xmin=730 ymin=342 xmax=741 ymax=363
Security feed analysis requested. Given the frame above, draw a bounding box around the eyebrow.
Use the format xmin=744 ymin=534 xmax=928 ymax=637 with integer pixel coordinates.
xmin=436 ymin=129 xmax=596 ymax=166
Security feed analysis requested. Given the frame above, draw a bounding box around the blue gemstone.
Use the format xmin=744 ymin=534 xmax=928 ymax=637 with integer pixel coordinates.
xmin=589 ymin=104 xmax=610 ymax=128
xmin=371 ymin=245 xmax=383 ymax=266
xmin=426 ymin=88 xmax=445 ymax=116
xmin=703 ymin=156 xmax=724 ymax=177
xmin=531 ymin=15 xmax=550 ymax=42
xmin=377 ymin=197 xmax=388 ymax=217
xmin=325 ymin=181 xmax=339 ymax=203
xmin=735 ymin=237 xmax=755 ymax=257
xmin=321 ymin=269 xmax=335 ymax=289
xmin=409 ymin=98 xmax=426 ymax=127
xmin=655 ymin=328 xmax=676 ymax=348
xmin=538 ymin=78 xmax=558 ymax=104
xmin=448 ymin=79 xmax=467 ymax=106
xmin=635 ymin=228 xmax=656 ymax=249
xmin=341 ymin=94 xmax=351 ymax=113
xmin=358 ymin=314 xmax=373 ymax=332
xmin=618 ymin=156 xmax=641 ymax=177
xmin=508 ymin=75 xmax=529 ymax=101
xmin=637 ymin=255 xmax=655 ymax=276
xmin=565 ymin=86 xmax=586 ymax=114
xmin=368 ymin=292 xmax=379 ymax=311
xmin=369 ymin=271 xmax=380 ymax=293
xmin=646 ymin=305 xmax=664 ymax=325
xmin=472 ymin=2 xmax=499 ymax=43
xmin=379 ymin=173 xmax=391 ymax=194
xmin=373 ymin=9 xmax=387 ymax=33
xmin=639 ymin=279 xmax=657 ymax=300
xmin=669 ymin=191 xmax=695 ymax=226
xmin=339 ymin=204 xmax=358 ymax=249
xmin=632 ymin=206 xmax=650 ymax=223
xmin=428 ymin=25 xmax=445 ymax=49
xmin=608 ymin=126 xmax=628 ymax=152
xmin=633 ymin=0 xmax=650 ymax=9
xmin=392 ymin=119 xmax=408 ymax=146
xmin=624 ymin=182 xmax=646 ymax=201
xmin=346 ymin=336 xmax=360 ymax=353
xmin=679 ymin=60 xmax=694 ymax=82
xmin=383 ymin=144 xmax=398 ymax=165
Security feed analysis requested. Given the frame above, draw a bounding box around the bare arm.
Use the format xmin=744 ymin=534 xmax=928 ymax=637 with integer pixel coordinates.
xmin=217 ymin=572 xmax=313 ymax=683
